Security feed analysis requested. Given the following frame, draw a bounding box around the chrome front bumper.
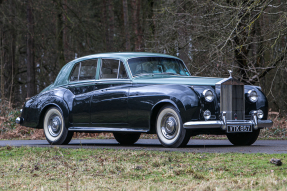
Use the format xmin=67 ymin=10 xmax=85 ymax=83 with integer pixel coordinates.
xmin=183 ymin=111 xmax=273 ymax=130
xmin=183 ymin=119 xmax=273 ymax=130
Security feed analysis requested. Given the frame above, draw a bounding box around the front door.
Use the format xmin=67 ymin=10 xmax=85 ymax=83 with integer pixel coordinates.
xmin=90 ymin=59 xmax=131 ymax=127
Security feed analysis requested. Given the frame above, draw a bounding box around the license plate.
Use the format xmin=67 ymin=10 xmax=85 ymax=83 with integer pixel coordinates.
xmin=227 ymin=125 xmax=252 ymax=133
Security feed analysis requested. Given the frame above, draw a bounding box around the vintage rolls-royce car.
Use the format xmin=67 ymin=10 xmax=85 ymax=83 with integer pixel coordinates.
xmin=16 ymin=52 xmax=273 ymax=147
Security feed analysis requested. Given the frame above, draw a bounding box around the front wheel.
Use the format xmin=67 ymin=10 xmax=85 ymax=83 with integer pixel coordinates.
xmin=227 ymin=129 xmax=260 ymax=146
xmin=113 ymin=132 xmax=141 ymax=145
xmin=43 ymin=107 xmax=73 ymax=145
xmin=156 ymin=105 xmax=190 ymax=148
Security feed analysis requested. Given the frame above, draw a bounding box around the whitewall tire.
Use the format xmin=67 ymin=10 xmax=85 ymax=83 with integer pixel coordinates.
xmin=156 ymin=105 xmax=190 ymax=148
xmin=43 ymin=107 xmax=73 ymax=145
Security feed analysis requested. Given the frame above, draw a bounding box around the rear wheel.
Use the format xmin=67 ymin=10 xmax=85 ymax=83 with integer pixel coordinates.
xmin=156 ymin=105 xmax=190 ymax=148
xmin=227 ymin=129 xmax=260 ymax=146
xmin=43 ymin=107 xmax=73 ymax=145
xmin=113 ymin=132 xmax=141 ymax=145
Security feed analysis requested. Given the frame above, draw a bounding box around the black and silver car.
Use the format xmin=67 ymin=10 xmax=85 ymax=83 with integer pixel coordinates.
xmin=16 ymin=52 xmax=273 ymax=147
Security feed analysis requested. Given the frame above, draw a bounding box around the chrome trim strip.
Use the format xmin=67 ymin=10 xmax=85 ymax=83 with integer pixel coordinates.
xmin=68 ymin=127 xmax=148 ymax=132
xmin=183 ymin=119 xmax=273 ymax=129
xmin=183 ymin=121 xmax=223 ymax=129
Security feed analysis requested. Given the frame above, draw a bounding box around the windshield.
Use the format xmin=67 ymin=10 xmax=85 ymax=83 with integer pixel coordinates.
xmin=128 ymin=57 xmax=190 ymax=77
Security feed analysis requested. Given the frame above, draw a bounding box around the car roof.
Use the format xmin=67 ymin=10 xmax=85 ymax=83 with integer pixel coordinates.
xmin=73 ymin=52 xmax=179 ymax=61
xmin=49 ymin=52 xmax=181 ymax=90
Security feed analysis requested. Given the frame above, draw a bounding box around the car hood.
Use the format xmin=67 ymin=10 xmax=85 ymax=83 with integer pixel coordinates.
xmin=132 ymin=75 xmax=224 ymax=86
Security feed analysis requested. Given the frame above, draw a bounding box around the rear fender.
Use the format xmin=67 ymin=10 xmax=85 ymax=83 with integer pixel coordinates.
xmin=21 ymin=88 xmax=70 ymax=129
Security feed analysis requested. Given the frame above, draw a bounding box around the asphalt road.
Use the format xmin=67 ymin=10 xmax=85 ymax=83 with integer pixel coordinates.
xmin=1 ymin=139 xmax=287 ymax=154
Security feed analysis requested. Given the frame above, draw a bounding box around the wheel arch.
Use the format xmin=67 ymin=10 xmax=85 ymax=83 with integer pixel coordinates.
xmin=37 ymin=103 xmax=69 ymax=129
xmin=149 ymin=100 xmax=180 ymax=134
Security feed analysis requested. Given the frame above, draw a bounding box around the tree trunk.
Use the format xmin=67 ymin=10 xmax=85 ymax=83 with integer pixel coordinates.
xmin=55 ymin=0 xmax=65 ymax=68
xmin=131 ymin=0 xmax=143 ymax=51
xmin=107 ymin=0 xmax=114 ymax=52
xmin=62 ymin=0 xmax=69 ymax=61
xmin=101 ymin=0 xmax=109 ymax=52
xmin=0 ymin=22 xmax=4 ymax=101
xmin=136 ymin=0 xmax=144 ymax=51
xmin=122 ymin=0 xmax=131 ymax=51
xmin=9 ymin=0 xmax=17 ymax=105
xmin=26 ymin=0 xmax=35 ymax=97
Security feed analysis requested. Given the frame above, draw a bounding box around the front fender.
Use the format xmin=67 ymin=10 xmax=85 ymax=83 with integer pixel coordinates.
xmin=168 ymin=86 xmax=200 ymax=123
xmin=150 ymin=85 xmax=200 ymax=124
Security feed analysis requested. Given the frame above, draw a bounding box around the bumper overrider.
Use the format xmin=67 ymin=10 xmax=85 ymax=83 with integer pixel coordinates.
xmin=183 ymin=110 xmax=273 ymax=131
xmin=16 ymin=117 xmax=24 ymax=124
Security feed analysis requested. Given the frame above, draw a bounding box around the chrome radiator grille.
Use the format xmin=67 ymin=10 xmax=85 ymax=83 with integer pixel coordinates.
xmin=217 ymin=78 xmax=245 ymax=120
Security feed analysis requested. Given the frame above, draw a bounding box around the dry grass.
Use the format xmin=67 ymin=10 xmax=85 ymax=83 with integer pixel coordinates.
xmin=0 ymin=146 xmax=287 ymax=190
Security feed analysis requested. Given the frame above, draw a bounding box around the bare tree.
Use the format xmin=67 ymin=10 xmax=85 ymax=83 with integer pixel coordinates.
xmin=123 ymin=0 xmax=131 ymax=51
xmin=26 ymin=0 xmax=35 ymax=97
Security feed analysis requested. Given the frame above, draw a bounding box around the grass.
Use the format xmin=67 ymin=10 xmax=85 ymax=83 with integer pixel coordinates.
xmin=0 ymin=146 xmax=287 ymax=190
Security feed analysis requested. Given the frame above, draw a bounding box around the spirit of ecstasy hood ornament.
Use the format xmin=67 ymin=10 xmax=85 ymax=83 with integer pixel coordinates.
xmin=228 ymin=70 xmax=232 ymax=78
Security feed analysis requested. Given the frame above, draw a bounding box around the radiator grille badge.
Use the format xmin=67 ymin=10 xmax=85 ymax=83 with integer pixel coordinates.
xmin=234 ymin=113 xmax=237 ymax=120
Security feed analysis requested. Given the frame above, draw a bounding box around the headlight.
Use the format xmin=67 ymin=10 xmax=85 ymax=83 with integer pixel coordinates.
xmin=203 ymin=89 xmax=214 ymax=102
xmin=257 ymin=109 xmax=264 ymax=119
xmin=203 ymin=110 xmax=211 ymax=120
xmin=248 ymin=89 xmax=258 ymax=103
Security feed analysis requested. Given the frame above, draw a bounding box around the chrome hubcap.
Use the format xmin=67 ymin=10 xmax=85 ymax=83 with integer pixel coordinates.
xmin=48 ymin=114 xmax=62 ymax=137
xmin=161 ymin=113 xmax=178 ymax=140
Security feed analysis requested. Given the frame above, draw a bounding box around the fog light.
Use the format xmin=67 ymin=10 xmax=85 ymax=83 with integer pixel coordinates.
xmin=257 ymin=109 xmax=264 ymax=119
xmin=203 ymin=110 xmax=211 ymax=120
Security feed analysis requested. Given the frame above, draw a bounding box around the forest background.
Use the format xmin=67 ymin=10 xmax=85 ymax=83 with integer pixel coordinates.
xmin=0 ymin=0 xmax=286 ymax=116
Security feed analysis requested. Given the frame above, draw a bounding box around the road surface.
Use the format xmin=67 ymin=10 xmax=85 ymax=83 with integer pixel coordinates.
xmin=1 ymin=139 xmax=287 ymax=154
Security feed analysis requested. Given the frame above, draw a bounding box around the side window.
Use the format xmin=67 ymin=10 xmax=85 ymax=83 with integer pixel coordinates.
xmin=119 ymin=61 xmax=128 ymax=79
xmin=100 ymin=59 xmax=128 ymax=79
xmin=79 ymin=59 xmax=97 ymax=80
xmin=70 ymin=63 xmax=80 ymax=81
xmin=69 ymin=59 xmax=98 ymax=81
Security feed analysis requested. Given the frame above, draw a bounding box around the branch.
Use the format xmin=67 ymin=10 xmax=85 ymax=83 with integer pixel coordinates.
xmin=248 ymin=47 xmax=287 ymax=83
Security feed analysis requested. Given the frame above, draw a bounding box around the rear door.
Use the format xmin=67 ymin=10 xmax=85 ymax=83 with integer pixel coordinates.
xmin=68 ymin=59 xmax=99 ymax=126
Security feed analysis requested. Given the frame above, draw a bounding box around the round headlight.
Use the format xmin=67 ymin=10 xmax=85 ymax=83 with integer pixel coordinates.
xmin=203 ymin=110 xmax=211 ymax=120
xmin=257 ymin=109 xmax=264 ymax=119
xmin=248 ymin=89 xmax=258 ymax=103
xmin=203 ymin=89 xmax=214 ymax=102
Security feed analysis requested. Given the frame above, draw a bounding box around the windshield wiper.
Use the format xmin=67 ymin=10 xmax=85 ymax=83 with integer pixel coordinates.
xmin=161 ymin=72 xmax=180 ymax=75
xmin=133 ymin=72 xmax=181 ymax=77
